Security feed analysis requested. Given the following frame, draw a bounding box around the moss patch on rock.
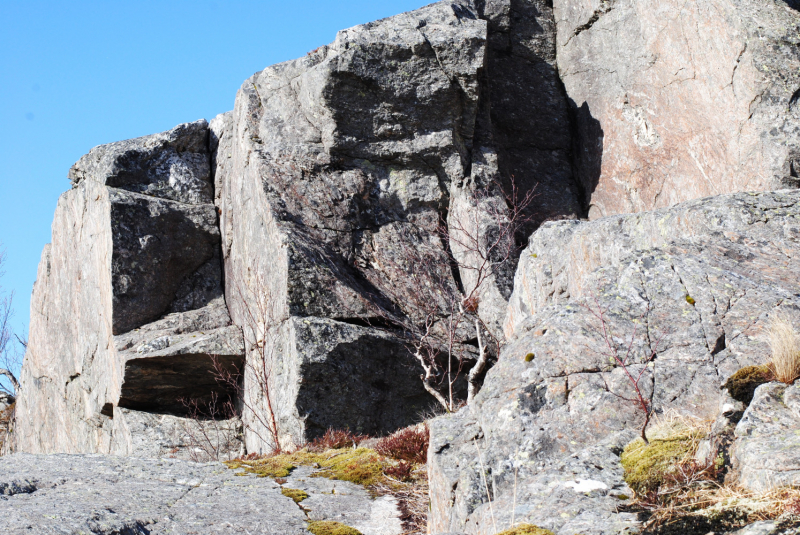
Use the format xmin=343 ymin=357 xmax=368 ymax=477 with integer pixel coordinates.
xmin=621 ymin=433 xmax=700 ymax=496
xmin=723 ymin=365 xmax=773 ymax=405
xmin=226 ymin=448 xmax=386 ymax=487
xmin=280 ymin=487 xmax=308 ymax=503
xmin=306 ymin=520 xmax=362 ymax=535
xmin=494 ymin=525 xmax=555 ymax=535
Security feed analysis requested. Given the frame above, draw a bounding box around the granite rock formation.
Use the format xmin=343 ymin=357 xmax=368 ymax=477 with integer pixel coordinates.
xmin=14 ymin=121 xmax=245 ymax=455
xmin=430 ymin=190 xmax=800 ymax=534
xmin=211 ymin=0 xmax=580 ymax=451
xmin=556 ymin=0 xmax=800 ymax=218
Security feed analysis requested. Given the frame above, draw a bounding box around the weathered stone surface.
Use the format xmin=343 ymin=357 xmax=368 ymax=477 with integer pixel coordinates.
xmin=556 ymin=0 xmax=800 ymax=218
xmin=214 ymin=0 xmax=579 ymax=450
xmin=69 ymin=120 xmax=213 ymax=204
xmin=15 ymin=122 xmax=244 ymax=455
xmin=431 ymin=190 xmax=800 ymax=534
xmin=0 ymin=453 xmax=403 ymax=534
xmin=109 ymin=407 xmax=243 ymax=462
xmin=732 ymin=382 xmax=800 ymax=492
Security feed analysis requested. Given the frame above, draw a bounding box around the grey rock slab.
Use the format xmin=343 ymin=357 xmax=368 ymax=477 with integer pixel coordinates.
xmin=244 ymin=316 xmax=437 ymax=453
xmin=279 ymin=465 xmax=403 ymax=535
xmin=555 ymin=0 xmax=800 ymax=218
xmin=732 ymin=382 xmax=800 ymax=491
xmin=0 ymin=453 xmax=400 ymax=534
xmin=431 ymin=190 xmax=800 ymax=533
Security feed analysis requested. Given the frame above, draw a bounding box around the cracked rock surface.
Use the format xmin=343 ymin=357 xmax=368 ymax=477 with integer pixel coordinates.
xmin=430 ymin=190 xmax=800 ymax=534
xmin=556 ymin=0 xmax=800 ymax=218
xmin=0 ymin=454 xmax=402 ymax=535
xmin=732 ymin=382 xmax=800 ymax=492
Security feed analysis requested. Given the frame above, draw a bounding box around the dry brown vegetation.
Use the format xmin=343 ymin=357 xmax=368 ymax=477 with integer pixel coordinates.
xmin=620 ymin=413 xmax=800 ymax=533
xmin=767 ymin=315 xmax=800 ymax=384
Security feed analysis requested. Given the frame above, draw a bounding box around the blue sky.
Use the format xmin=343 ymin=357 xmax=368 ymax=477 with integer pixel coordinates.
xmin=0 ymin=0 xmax=430 ymax=379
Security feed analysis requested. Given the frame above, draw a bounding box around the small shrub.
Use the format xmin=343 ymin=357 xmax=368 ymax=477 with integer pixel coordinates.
xmin=308 ymin=428 xmax=366 ymax=452
xmin=621 ymin=432 xmax=701 ymax=496
xmin=375 ymin=425 xmax=429 ymax=464
xmin=306 ymin=520 xmax=362 ymax=535
xmin=281 ymin=487 xmax=308 ymax=503
xmin=724 ymin=365 xmax=774 ymax=405
xmin=384 ymin=461 xmax=414 ymax=482
xmin=494 ymin=525 xmax=554 ymax=535
xmin=767 ymin=315 xmax=800 ymax=384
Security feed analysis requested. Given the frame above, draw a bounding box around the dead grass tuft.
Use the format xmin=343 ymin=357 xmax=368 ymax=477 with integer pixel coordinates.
xmin=767 ymin=315 xmax=800 ymax=384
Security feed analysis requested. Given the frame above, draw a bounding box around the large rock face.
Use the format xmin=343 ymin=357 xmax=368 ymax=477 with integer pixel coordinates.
xmin=14 ymin=121 xmax=245 ymax=455
xmin=429 ymin=190 xmax=800 ymax=534
xmin=556 ymin=0 xmax=800 ymax=218
xmin=213 ymin=0 xmax=582 ymax=451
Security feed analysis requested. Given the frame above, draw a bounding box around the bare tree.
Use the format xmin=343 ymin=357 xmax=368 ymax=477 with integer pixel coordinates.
xmin=354 ymin=178 xmax=537 ymax=411
xmin=0 ymin=250 xmax=23 ymax=455
xmin=179 ymin=269 xmax=286 ymax=456
xmin=582 ymin=297 xmax=664 ymax=444
xmin=179 ymin=392 xmax=243 ymax=462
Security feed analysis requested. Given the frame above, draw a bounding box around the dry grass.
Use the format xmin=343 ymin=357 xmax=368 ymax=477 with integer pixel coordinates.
xmin=767 ymin=315 xmax=800 ymax=384
xmin=620 ymin=411 xmax=800 ymax=532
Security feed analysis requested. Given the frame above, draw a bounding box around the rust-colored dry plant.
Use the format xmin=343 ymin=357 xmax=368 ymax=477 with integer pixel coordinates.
xmin=766 ymin=315 xmax=800 ymax=384
xmin=375 ymin=425 xmax=429 ymax=464
xmin=308 ymin=428 xmax=366 ymax=452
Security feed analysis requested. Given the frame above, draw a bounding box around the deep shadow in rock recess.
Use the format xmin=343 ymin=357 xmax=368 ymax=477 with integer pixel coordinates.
xmin=568 ymin=99 xmax=604 ymax=217
xmin=118 ymin=354 xmax=243 ymax=416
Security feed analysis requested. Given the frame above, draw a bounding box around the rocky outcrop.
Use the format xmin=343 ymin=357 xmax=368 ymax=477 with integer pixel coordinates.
xmin=556 ymin=0 xmax=800 ymax=218
xmin=14 ymin=121 xmax=245 ymax=454
xmin=16 ymin=0 xmax=585 ymax=457
xmin=732 ymin=382 xmax=800 ymax=492
xmin=430 ymin=190 xmax=800 ymax=534
xmin=212 ymin=0 xmax=580 ymax=451
xmin=0 ymin=453 xmax=403 ymax=535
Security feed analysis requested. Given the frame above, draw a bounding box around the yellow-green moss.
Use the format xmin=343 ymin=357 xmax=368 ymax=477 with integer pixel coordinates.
xmin=226 ymin=448 xmax=386 ymax=487
xmin=686 ymin=295 xmax=696 ymax=305
xmin=620 ymin=433 xmax=700 ymax=496
xmin=281 ymin=487 xmax=309 ymax=503
xmin=306 ymin=520 xmax=362 ymax=535
xmin=494 ymin=524 xmax=554 ymax=535
xmin=723 ymin=365 xmax=773 ymax=405
xmin=525 ymin=353 xmax=535 ymax=362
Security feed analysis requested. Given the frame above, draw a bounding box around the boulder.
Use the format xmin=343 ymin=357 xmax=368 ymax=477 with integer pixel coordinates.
xmin=430 ymin=190 xmax=800 ymax=534
xmin=555 ymin=0 xmax=800 ymax=218
xmin=214 ymin=0 xmax=581 ymax=451
xmin=732 ymin=382 xmax=800 ymax=491
xmin=14 ymin=121 xmax=244 ymax=455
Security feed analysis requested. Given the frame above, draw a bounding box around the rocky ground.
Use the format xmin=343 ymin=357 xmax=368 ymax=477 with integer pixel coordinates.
xmin=0 ymin=453 xmax=403 ymax=535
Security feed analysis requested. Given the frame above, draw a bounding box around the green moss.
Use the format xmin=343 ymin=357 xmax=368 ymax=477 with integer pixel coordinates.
xmin=281 ymin=487 xmax=308 ymax=503
xmin=723 ymin=365 xmax=774 ymax=405
xmin=686 ymin=295 xmax=696 ymax=305
xmin=226 ymin=448 xmax=386 ymax=487
xmin=494 ymin=525 xmax=555 ymax=535
xmin=620 ymin=433 xmax=700 ymax=496
xmin=306 ymin=520 xmax=362 ymax=535
xmin=525 ymin=353 xmax=535 ymax=362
